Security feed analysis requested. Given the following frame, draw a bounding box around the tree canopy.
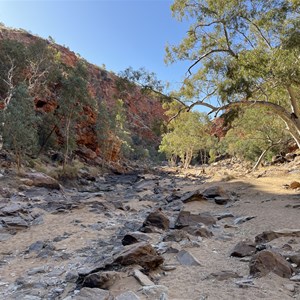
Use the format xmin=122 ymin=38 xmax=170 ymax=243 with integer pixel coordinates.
xmin=166 ymin=0 xmax=300 ymax=147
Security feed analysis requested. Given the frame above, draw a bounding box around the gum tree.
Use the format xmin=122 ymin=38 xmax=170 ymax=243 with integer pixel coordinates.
xmin=166 ymin=0 xmax=300 ymax=146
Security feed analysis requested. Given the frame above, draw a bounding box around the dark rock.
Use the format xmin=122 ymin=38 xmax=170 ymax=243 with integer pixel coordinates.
xmin=163 ymin=229 xmax=190 ymax=242
xmin=180 ymin=190 xmax=205 ymax=203
xmin=230 ymin=239 xmax=256 ymax=257
xmin=142 ymin=209 xmax=170 ymax=230
xmin=1 ymin=216 xmax=29 ymax=228
xmin=177 ymin=249 xmax=201 ymax=266
xmin=183 ymin=224 xmax=213 ymax=238
xmin=214 ymin=197 xmax=229 ymax=205
xmin=175 ymin=211 xmax=216 ymax=228
xmin=255 ymin=229 xmax=300 ymax=243
xmin=113 ymin=242 xmax=164 ymax=270
xmin=216 ymin=212 xmax=234 ymax=220
xmin=83 ymin=271 xmax=121 ymax=289
xmin=122 ymin=231 xmax=151 ymax=246
xmin=202 ymin=186 xmax=227 ymax=198
xmin=249 ymin=250 xmax=294 ymax=278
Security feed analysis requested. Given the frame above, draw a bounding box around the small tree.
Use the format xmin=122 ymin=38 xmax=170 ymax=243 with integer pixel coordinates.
xmin=0 ymin=84 xmax=39 ymax=171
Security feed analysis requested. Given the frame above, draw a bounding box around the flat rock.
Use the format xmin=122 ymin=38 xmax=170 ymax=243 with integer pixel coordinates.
xmin=214 ymin=197 xmax=229 ymax=205
xmin=255 ymin=229 xmax=300 ymax=243
xmin=234 ymin=216 xmax=256 ymax=225
xmin=249 ymin=250 xmax=294 ymax=278
xmin=73 ymin=287 xmax=111 ymax=300
xmin=230 ymin=239 xmax=256 ymax=257
xmin=162 ymin=229 xmax=190 ymax=242
xmin=141 ymin=285 xmax=168 ymax=299
xmin=206 ymin=270 xmax=242 ymax=281
xmin=114 ymin=242 xmax=164 ymax=270
xmin=23 ymin=172 xmax=60 ymax=190
xmin=116 ymin=291 xmax=140 ymax=300
xmin=180 ymin=190 xmax=206 ymax=203
xmin=177 ymin=249 xmax=201 ymax=266
xmin=183 ymin=224 xmax=213 ymax=238
xmin=82 ymin=271 xmax=121 ymax=289
xmin=133 ymin=269 xmax=154 ymax=286
xmin=175 ymin=211 xmax=216 ymax=228
xmin=202 ymin=186 xmax=227 ymax=198
xmin=290 ymin=274 xmax=300 ymax=281
xmin=1 ymin=216 xmax=28 ymax=228
xmin=142 ymin=209 xmax=170 ymax=230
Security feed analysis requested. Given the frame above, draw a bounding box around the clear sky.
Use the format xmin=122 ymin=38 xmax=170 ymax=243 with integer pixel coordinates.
xmin=0 ymin=0 xmax=192 ymax=91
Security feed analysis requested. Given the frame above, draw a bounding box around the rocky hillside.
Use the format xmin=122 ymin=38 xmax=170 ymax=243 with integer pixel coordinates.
xmin=0 ymin=25 xmax=166 ymax=163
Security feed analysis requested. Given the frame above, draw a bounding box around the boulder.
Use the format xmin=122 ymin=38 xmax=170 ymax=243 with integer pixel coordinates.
xmin=142 ymin=209 xmax=170 ymax=230
xmin=114 ymin=242 xmax=164 ymax=270
xmin=180 ymin=190 xmax=206 ymax=203
xmin=202 ymin=186 xmax=227 ymax=199
xmin=183 ymin=224 xmax=213 ymax=238
xmin=82 ymin=271 xmax=121 ymax=289
xmin=230 ymin=239 xmax=256 ymax=257
xmin=249 ymin=250 xmax=294 ymax=278
xmin=255 ymin=229 xmax=300 ymax=243
xmin=122 ymin=231 xmax=151 ymax=246
xmin=175 ymin=211 xmax=216 ymax=228
xmin=177 ymin=249 xmax=201 ymax=266
xmin=23 ymin=172 xmax=60 ymax=190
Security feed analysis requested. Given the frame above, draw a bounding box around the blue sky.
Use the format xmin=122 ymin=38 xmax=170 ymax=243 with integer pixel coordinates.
xmin=0 ymin=0 xmax=192 ymax=91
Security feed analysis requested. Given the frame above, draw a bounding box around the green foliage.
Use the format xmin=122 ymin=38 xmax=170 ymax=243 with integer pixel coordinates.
xmin=0 ymin=84 xmax=39 ymax=170
xmin=220 ymin=107 xmax=291 ymax=162
xmin=159 ymin=108 xmax=212 ymax=168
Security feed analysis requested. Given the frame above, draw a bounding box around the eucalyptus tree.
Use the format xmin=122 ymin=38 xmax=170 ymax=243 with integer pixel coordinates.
xmin=166 ymin=0 xmax=300 ymax=146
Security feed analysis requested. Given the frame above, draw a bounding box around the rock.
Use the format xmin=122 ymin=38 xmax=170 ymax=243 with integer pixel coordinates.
xmin=290 ymin=181 xmax=300 ymax=189
xmin=206 ymin=270 xmax=241 ymax=281
xmin=73 ymin=287 xmax=111 ymax=300
xmin=249 ymin=250 xmax=293 ymax=278
xmin=162 ymin=229 xmax=190 ymax=242
xmin=1 ymin=216 xmax=29 ymax=228
xmin=142 ymin=209 xmax=170 ymax=230
xmin=234 ymin=278 xmax=255 ymax=288
xmin=183 ymin=224 xmax=213 ymax=238
xmin=177 ymin=249 xmax=201 ymax=266
xmin=290 ymin=274 xmax=300 ymax=282
xmin=141 ymin=285 xmax=168 ymax=299
xmin=180 ymin=190 xmax=205 ymax=203
xmin=202 ymin=186 xmax=227 ymax=198
xmin=234 ymin=216 xmax=256 ymax=225
xmin=288 ymin=254 xmax=300 ymax=266
xmin=230 ymin=239 xmax=256 ymax=257
xmin=175 ymin=211 xmax=216 ymax=228
xmin=284 ymin=283 xmax=295 ymax=292
xmin=255 ymin=229 xmax=300 ymax=243
xmin=216 ymin=212 xmax=234 ymax=220
xmin=23 ymin=172 xmax=60 ymax=190
xmin=133 ymin=269 xmax=154 ymax=286
xmin=82 ymin=271 xmax=121 ymax=289
xmin=114 ymin=242 xmax=164 ymax=270
xmin=115 ymin=291 xmax=140 ymax=300
xmin=214 ymin=197 xmax=229 ymax=205
xmin=122 ymin=232 xmax=151 ymax=246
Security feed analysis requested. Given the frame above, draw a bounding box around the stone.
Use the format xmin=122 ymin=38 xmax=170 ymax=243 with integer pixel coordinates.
xmin=284 ymin=283 xmax=295 ymax=292
xmin=290 ymin=274 xmax=300 ymax=282
xmin=234 ymin=216 xmax=256 ymax=225
xmin=115 ymin=291 xmax=140 ymax=300
xmin=73 ymin=287 xmax=111 ymax=300
xmin=202 ymin=186 xmax=227 ymax=198
xmin=230 ymin=239 xmax=256 ymax=257
xmin=255 ymin=229 xmax=300 ymax=243
xmin=175 ymin=211 xmax=216 ymax=228
xmin=183 ymin=224 xmax=213 ymax=238
xmin=133 ymin=269 xmax=154 ymax=286
xmin=290 ymin=181 xmax=300 ymax=189
xmin=177 ymin=249 xmax=201 ymax=266
xmin=23 ymin=172 xmax=60 ymax=190
xmin=288 ymin=254 xmax=300 ymax=266
xmin=214 ymin=197 xmax=229 ymax=205
xmin=142 ymin=209 xmax=170 ymax=230
xmin=82 ymin=271 xmax=121 ymax=289
xmin=113 ymin=242 xmax=164 ymax=270
xmin=180 ymin=190 xmax=205 ymax=203
xmin=206 ymin=270 xmax=241 ymax=281
xmin=1 ymin=216 xmax=28 ymax=228
xmin=216 ymin=212 xmax=234 ymax=220
xmin=162 ymin=229 xmax=190 ymax=242
xmin=249 ymin=250 xmax=293 ymax=278
xmin=122 ymin=231 xmax=151 ymax=246
xmin=141 ymin=285 xmax=168 ymax=299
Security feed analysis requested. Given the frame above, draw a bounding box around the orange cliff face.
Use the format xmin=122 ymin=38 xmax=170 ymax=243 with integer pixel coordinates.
xmin=0 ymin=26 xmax=167 ymax=163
